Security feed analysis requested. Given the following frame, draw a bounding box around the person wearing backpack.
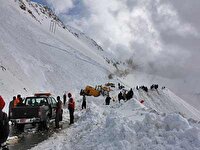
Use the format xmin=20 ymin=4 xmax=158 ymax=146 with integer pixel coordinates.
xmin=0 ymin=95 xmax=9 ymax=149
xmin=68 ymin=93 xmax=75 ymax=125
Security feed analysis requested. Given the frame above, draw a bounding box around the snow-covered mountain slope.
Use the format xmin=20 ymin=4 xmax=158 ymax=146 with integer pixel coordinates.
xmin=0 ymin=0 xmax=116 ymax=111
xmin=117 ymin=72 xmax=200 ymax=120
xmin=135 ymin=88 xmax=200 ymax=120
xmin=0 ymin=0 xmax=199 ymax=119
xmin=1 ymin=1 xmax=200 ymax=150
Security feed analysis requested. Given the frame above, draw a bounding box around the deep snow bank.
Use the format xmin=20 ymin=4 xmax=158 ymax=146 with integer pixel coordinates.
xmin=31 ymin=97 xmax=200 ymax=150
xmin=133 ymin=88 xmax=200 ymax=120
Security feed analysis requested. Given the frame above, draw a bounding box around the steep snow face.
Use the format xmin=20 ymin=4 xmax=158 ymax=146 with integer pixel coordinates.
xmin=0 ymin=0 xmax=116 ymax=110
xmin=118 ymin=73 xmax=200 ymax=120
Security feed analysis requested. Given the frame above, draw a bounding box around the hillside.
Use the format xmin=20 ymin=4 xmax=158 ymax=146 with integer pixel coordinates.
xmin=1 ymin=1 xmax=200 ymax=150
xmin=0 ymin=0 xmax=117 ymax=111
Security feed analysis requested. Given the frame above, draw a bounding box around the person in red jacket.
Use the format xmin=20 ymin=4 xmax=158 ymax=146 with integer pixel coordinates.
xmin=0 ymin=96 xmax=5 ymax=110
xmin=0 ymin=95 xmax=9 ymax=149
xmin=68 ymin=93 xmax=75 ymax=125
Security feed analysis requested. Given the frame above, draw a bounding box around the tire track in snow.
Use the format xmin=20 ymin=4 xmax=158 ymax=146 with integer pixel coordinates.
xmin=38 ymin=41 xmax=108 ymax=72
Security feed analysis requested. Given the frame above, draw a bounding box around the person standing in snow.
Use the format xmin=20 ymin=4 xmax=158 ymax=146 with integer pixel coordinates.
xmin=0 ymin=95 xmax=9 ymax=149
xmin=17 ymin=97 xmax=24 ymax=106
xmin=63 ymin=93 xmax=67 ymax=106
xmin=126 ymin=88 xmax=134 ymax=100
xmin=105 ymin=94 xmax=111 ymax=105
xmin=122 ymin=90 xmax=127 ymax=100
xmin=68 ymin=93 xmax=75 ymax=125
xmin=9 ymin=96 xmax=15 ymax=119
xmin=55 ymin=96 xmax=62 ymax=128
xmin=118 ymin=91 xmax=123 ymax=103
xmin=118 ymin=83 xmax=121 ymax=89
xmin=82 ymin=94 xmax=86 ymax=109
xmin=14 ymin=94 xmax=21 ymax=107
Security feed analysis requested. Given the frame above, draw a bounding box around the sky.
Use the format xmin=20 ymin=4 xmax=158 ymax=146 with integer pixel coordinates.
xmin=31 ymin=0 xmax=200 ymax=100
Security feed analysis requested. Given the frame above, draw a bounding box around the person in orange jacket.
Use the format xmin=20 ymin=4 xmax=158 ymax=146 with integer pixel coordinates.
xmin=68 ymin=93 xmax=75 ymax=125
xmin=14 ymin=94 xmax=21 ymax=107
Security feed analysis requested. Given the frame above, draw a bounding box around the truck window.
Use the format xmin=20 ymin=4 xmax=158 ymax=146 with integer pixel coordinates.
xmin=26 ymin=98 xmax=33 ymax=106
xmin=47 ymin=97 xmax=52 ymax=105
xmin=25 ymin=97 xmax=47 ymax=106
xmin=51 ymin=97 xmax=57 ymax=107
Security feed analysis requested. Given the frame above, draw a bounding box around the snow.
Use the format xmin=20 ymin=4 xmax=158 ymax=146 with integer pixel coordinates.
xmin=0 ymin=0 xmax=115 ymax=111
xmin=1 ymin=0 xmax=200 ymax=150
xmin=31 ymin=95 xmax=200 ymax=150
xmin=119 ymin=73 xmax=200 ymax=120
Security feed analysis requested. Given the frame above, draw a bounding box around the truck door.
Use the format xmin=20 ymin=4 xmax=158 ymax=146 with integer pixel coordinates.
xmin=47 ymin=97 xmax=53 ymax=118
xmin=50 ymin=97 xmax=57 ymax=119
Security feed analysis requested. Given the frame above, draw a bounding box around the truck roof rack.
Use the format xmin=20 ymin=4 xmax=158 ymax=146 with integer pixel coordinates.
xmin=34 ymin=93 xmax=51 ymax=97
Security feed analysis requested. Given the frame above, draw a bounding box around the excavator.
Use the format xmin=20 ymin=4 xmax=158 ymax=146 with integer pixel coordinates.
xmin=80 ymin=84 xmax=113 ymax=97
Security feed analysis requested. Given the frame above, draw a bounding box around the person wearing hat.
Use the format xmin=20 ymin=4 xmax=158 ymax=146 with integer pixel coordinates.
xmin=68 ymin=93 xmax=75 ymax=125
xmin=0 ymin=95 xmax=9 ymax=149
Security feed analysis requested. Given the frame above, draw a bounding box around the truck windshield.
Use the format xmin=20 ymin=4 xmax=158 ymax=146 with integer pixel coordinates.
xmin=25 ymin=97 xmax=47 ymax=106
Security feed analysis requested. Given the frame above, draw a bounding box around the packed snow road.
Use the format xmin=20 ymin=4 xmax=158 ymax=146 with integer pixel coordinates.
xmin=7 ymin=121 xmax=69 ymax=150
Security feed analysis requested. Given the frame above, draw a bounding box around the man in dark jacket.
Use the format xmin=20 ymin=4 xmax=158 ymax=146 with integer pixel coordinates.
xmin=0 ymin=96 xmax=9 ymax=149
xmin=118 ymin=91 xmax=123 ymax=103
xmin=126 ymin=88 xmax=134 ymax=100
xmin=68 ymin=93 xmax=75 ymax=125
xmin=82 ymin=94 xmax=86 ymax=109
xmin=9 ymin=96 xmax=15 ymax=119
xmin=55 ymin=96 xmax=62 ymax=128
xmin=63 ymin=93 xmax=66 ymax=106
xmin=105 ymin=95 xmax=111 ymax=105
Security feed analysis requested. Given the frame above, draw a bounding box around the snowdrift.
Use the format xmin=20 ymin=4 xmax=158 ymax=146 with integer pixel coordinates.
xmin=31 ymin=96 xmax=200 ymax=150
xmin=134 ymin=88 xmax=200 ymax=120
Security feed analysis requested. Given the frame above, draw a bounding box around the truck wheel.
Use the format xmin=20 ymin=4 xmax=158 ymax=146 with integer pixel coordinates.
xmin=39 ymin=117 xmax=50 ymax=130
xmin=44 ymin=117 xmax=50 ymax=129
xmin=32 ymin=122 xmax=36 ymax=127
xmin=16 ymin=124 xmax=25 ymax=131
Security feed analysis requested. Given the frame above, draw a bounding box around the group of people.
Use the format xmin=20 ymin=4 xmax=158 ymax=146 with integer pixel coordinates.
xmin=150 ymin=84 xmax=159 ymax=90
xmin=59 ymin=93 xmax=76 ymax=125
xmin=103 ymin=86 xmax=134 ymax=105
xmin=0 ymin=92 xmax=77 ymax=148
xmin=118 ymin=88 xmax=134 ymax=103
xmin=8 ymin=94 xmax=23 ymax=119
xmin=118 ymin=83 xmax=125 ymax=90
xmin=136 ymin=86 xmax=148 ymax=92
xmin=136 ymin=84 xmax=160 ymax=92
